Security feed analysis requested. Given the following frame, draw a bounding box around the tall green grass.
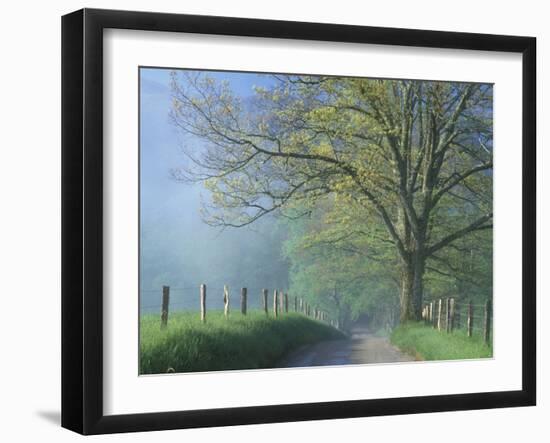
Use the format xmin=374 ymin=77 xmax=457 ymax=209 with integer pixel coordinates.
xmin=391 ymin=322 xmax=492 ymax=361
xmin=140 ymin=311 xmax=345 ymax=374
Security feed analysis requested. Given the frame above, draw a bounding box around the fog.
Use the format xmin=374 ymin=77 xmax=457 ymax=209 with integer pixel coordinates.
xmin=140 ymin=68 xmax=288 ymax=313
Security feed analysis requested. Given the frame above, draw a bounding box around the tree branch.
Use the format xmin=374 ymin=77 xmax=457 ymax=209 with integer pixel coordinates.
xmin=426 ymin=214 xmax=493 ymax=256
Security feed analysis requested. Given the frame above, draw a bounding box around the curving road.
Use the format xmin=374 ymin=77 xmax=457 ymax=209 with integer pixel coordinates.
xmin=278 ymin=323 xmax=415 ymax=368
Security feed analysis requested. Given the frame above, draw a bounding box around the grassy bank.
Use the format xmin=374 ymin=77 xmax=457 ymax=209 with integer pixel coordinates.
xmin=391 ymin=322 xmax=492 ymax=361
xmin=140 ymin=311 xmax=345 ymax=374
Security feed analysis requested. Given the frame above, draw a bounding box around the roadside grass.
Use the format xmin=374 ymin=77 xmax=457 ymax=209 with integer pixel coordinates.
xmin=391 ymin=322 xmax=492 ymax=361
xmin=140 ymin=311 xmax=345 ymax=374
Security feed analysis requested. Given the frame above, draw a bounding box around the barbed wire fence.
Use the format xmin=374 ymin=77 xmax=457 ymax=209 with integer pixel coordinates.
xmin=141 ymin=284 xmax=342 ymax=330
xmin=421 ymin=297 xmax=492 ymax=344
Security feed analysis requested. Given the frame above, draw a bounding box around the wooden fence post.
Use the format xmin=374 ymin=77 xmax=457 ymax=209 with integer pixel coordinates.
xmin=161 ymin=285 xmax=170 ymax=328
xmin=450 ymin=298 xmax=455 ymax=332
xmin=279 ymin=290 xmax=284 ymax=313
xmin=436 ymin=299 xmax=442 ymax=331
xmin=273 ymin=290 xmax=278 ymax=317
xmin=223 ymin=285 xmax=229 ymax=318
xmin=284 ymin=293 xmax=289 ymax=313
xmin=262 ymin=289 xmax=268 ymax=315
xmin=241 ymin=287 xmax=247 ymax=315
xmin=432 ymin=302 xmax=437 ymax=329
xmin=200 ymin=284 xmax=206 ymax=323
xmin=467 ymin=301 xmax=473 ymax=337
xmin=484 ymin=300 xmax=492 ymax=345
xmin=294 ymin=296 xmax=297 ymax=312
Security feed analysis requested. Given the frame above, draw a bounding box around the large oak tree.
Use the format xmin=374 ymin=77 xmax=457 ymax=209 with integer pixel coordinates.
xmin=169 ymin=72 xmax=493 ymax=322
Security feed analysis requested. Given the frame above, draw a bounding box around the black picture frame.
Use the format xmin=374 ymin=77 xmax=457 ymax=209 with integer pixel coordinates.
xmin=61 ymin=8 xmax=536 ymax=435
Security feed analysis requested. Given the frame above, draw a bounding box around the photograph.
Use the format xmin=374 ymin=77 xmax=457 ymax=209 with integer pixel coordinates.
xmin=139 ymin=67 xmax=494 ymax=375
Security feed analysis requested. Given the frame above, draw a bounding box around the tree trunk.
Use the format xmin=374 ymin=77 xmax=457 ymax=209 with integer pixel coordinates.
xmin=412 ymin=253 xmax=425 ymax=319
xmin=399 ymin=262 xmax=414 ymax=322
xmin=399 ymin=254 xmax=425 ymax=322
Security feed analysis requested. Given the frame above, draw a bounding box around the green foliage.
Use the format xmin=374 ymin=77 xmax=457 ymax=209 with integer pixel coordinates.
xmin=391 ymin=322 xmax=492 ymax=360
xmin=424 ymin=227 xmax=492 ymax=305
xmin=282 ymin=202 xmax=399 ymax=329
xmin=140 ymin=311 xmax=345 ymax=374
xmin=169 ymin=71 xmax=493 ymax=323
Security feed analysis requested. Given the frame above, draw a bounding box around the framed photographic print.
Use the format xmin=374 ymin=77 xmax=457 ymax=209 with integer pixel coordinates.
xmin=61 ymin=8 xmax=536 ymax=435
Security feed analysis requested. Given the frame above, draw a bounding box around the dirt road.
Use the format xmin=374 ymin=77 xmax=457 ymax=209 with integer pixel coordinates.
xmin=278 ymin=323 xmax=415 ymax=368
